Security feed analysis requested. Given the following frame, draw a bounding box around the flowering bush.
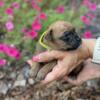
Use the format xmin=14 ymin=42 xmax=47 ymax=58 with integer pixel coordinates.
xmin=0 ymin=0 xmax=97 ymax=66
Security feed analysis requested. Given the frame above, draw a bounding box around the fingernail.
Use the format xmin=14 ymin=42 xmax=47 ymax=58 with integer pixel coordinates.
xmin=32 ymin=56 xmax=40 ymax=62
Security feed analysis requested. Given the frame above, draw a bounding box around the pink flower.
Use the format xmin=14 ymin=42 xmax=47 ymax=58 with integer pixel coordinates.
xmin=0 ymin=44 xmax=8 ymax=53
xmin=32 ymin=1 xmax=41 ymax=11
xmin=89 ymin=3 xmax=97 ymax=11
xmin=81 ymin=16 xmax=91 ymax=25
xmin=0 ymin=43 xmax=21 ymax=60
xmin=0 ymin=59 xmax=6 ymax=66
xmin=83 ymin=31 xmax=93 ymax=38
xmin=26 ymin=30 xmax=38 ymax=39
xmin=6 ymin=47 xmax=21 ymax=60
xmin=39 ymin=12 xmax=47 ymax=20
xmin=32 ymin=21 xmax=42 ymax=31
xmin=0 ymin=44 xmax=4 ymax=52
xmin=5 ymin=8 xmax=14 ymax=15
xmin=12 ymin=2 xmax=20 ymax=9
xmin=82 ymin=0 xmax=97 ymax=11
xmin=0 ymin=1 xmax=4 ymax=7
xmin=56 ymin=6 xmax=65 ymax=13
xmin=82 ymin=0 xmax=91 ymax=7
xmin=5 ymin=21 xmax=14 ymax=31
xmin=87 ymin=12 xmax=95 ymax=19
xmin=21 ymin=27 xmax=29 ymax=33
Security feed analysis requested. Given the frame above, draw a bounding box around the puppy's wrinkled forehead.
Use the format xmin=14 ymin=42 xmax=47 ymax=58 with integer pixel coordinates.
xmin=47 ymin=21 xmax=74 ymax=37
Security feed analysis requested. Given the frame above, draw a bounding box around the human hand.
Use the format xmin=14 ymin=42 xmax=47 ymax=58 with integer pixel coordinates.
xmin=66 ymin=59 xmax=100 ymax=85
xmin=32 ymin=50 xmax=85 ymax=84
xmin=27 ymin=39 xmax=95 ymax=85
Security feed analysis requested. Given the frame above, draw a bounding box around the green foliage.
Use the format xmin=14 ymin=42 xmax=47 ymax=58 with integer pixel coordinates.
xmin=0 ymin=0 xmax=88 ymax=65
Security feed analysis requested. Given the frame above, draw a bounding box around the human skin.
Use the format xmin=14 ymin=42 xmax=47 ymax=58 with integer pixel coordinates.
xmin=28 ymin=39 xmax=100 ymax=85
xmin=66 ymin=59 xmax=100 ymax=85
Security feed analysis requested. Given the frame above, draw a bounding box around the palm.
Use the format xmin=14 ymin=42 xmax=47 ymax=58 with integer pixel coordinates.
xmin=67 ymin=60 xmax=100 ymax=85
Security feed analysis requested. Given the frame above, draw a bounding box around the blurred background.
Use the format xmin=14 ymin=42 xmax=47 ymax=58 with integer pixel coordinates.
xmin=0 ymin=0 xmax=100 ymax=67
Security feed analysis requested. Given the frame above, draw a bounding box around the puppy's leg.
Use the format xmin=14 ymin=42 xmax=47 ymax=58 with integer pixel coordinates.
xmin=29 ymin=42 xmax=46 ymax=78
xmin=29 ymin=62 xmax=42 ymax=78
xmin=35 ymin=60 xmax=57 ymax=82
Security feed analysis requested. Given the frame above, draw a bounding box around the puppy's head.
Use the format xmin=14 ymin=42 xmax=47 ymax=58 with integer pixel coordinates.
xmin=43 ymin=20 xmax=82 ymax=51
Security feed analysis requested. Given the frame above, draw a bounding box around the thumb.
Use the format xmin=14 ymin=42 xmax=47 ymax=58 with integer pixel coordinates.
xmin=32 ymin=50 xmax=64 ymax=62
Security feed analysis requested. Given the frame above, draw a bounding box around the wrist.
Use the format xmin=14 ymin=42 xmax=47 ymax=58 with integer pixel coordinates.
xmin=76 ymin=39 xmax=96 ymax=60
xmin=82 ymin=39 xmax=96 ymax=58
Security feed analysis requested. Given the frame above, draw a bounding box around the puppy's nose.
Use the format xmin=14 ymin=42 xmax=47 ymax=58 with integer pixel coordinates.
xmin=76 ymin=36 xmax=81 ymax=41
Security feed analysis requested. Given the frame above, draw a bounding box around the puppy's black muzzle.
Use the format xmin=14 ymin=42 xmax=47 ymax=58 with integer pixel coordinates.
xmin=60 ymin=31 xmax=82 ymax=50
xmin=69 ymin=35 xmax=82 ymax=50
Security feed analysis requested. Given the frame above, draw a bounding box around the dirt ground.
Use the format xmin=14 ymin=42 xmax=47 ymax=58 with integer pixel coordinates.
xmin=0 ymin=47 xmax=100 ymax=100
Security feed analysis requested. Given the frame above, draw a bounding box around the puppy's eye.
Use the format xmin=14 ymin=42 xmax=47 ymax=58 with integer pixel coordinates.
xmin=49 ymin=29 xmax=53 ymax=37
xmin=59 ymin=31 xmax=69 ymax=41
xmin=63 ymin=31 xmax=70 ymax=36
xmin=49 ymin=30 xmax=53 ymax=34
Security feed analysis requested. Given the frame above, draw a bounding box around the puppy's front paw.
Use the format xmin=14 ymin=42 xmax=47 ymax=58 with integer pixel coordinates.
xmin=29 ymin=62 xmax=42 ymax=78
xmin=35 ymin=60 xmax=57 ymax=82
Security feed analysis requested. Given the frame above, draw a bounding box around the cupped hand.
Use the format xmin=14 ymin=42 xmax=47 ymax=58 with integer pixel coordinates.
xmin=66 ymin=59 xmax=100 ymax=85
xmin=32 ymin=50 xmax=84 ymax=84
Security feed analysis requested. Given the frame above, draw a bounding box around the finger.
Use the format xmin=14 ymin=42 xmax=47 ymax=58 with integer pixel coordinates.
xmin=66 ymin=77 xmax=81 ymax=85
xmin=63 ymin=76 xmax=68 ymax=81
xmin=27 ymin=59 xmax=33 ymax=66
xmin=62 ymin=74 xmax=78 ymax=82
xmin=32 ymin=50 xmax=65 ymax=62
xmin=41 ymin=63 xmax=66 ymax=84
xmin=41 ymin=71 xmax=58 ymax=84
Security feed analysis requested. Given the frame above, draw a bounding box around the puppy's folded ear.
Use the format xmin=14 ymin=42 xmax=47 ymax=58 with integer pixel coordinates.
xmin=44 ymin=29 xmax=54 ymax=41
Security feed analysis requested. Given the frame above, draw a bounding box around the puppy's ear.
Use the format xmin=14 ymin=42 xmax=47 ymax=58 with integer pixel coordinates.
xmin=45 ymin=29 xmax=54 ymax=41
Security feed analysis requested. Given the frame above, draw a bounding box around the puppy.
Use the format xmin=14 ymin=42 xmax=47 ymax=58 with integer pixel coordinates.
xmin=29 ymin=20 xmax=83 ymax=82
xmin=43 ymin=21 xmax=82 ymax=51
